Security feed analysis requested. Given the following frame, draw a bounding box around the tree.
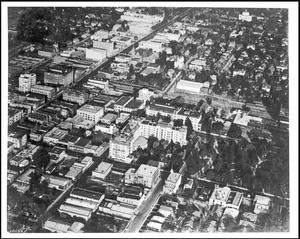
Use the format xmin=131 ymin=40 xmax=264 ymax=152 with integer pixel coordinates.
xmin=16 ymin=8 xmax=52 ymax=43
xmin=227 ymin=124 xmax=242 ymax=138
xmin=211 ymin=121 xmax=224 ymax=134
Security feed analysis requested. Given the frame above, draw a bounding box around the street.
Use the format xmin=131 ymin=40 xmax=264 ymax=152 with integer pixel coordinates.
xmin=124 ymin=179 xmax=163 ymax=233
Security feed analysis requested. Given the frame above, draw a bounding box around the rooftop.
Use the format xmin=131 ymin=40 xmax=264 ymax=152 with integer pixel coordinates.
xmin=115 ymin=96 xmax=132 ymax=106
xmin=210 ymin=186 xmax=231 ymax=202
xmin=124 ymin=99 xmax=144 ymax=109
xmin=95 ymin=162 xmax=113 ymax=174
xmin=78 ymin=104 xmax=103 ymax=114
xmin=71 ymin=188 xmax=104 ymax=201
xmin=136 ymin=164 xmax=158 ymax=178
xmin=166 ymin=172 xmax=181 ymax=183
xmin=226 ymin=191 xmax=243 ymax=206
xmin=50 ymin=146 xmax=65 ymax=155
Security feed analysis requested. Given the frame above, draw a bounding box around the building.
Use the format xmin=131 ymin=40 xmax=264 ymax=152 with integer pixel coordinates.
xmin=139 ymin=40 xmax=163 ymax=52
xmin=8 ymin=106 xmax=25 ymax=125
xmin=123 ymin=99 xmax=145 ymax=113
xmin=114 ymin=96 xmax=133 ymax=113
xmin=18 ymin=73 xmax=36 ymax=93
xmin=146 ymin=104 xmax=179 ymax=120
xmin=43 ymin=219 xmax=84 ymax=233
xmin=91 ymin=30 xmax=109 ymax=41
xmin=30 ymin=85 xmax=56 ymax=99
xmin=98 ymin=199 xmax=136 ymax=219
xmin=136 ymin=88 xmax=155 ymax=103
xmin=124 ymin=164 xmax=160 ymax=188
xmin=92 ymin=162 xmax=113 ymax=179
xmin=58 ymin=203 xmax=93 ymax=221
xmin=41 ymin=174 xmax=72 ymax=190
xmin=77 ymin=104 xmax=104 ymax=124
xmin=43 ymin=127 xmax=69 ymax=145
xmin=147 ymin=221 xmax=162 ymax=232
xmin=98 ymin=113 xmax=118 ymax=125
xmin=175 ymin=108 xmax=202 ymax=132
xmin=176 ymin=80 xmax=203 ymax=94
xmin=95 ymin=123 xmax=118 ymax=135
xmin=239 ymin=10 xmax=252 ymax=22
xmin=65 ymin=197 xmax=99 ymax=212
xmin=70 ymin=188 xmax=105 ymax=204
xmin=117 ymin=192 xmax=144 ymax=207
xmin=8 ymin=131 xmax=27 ymax=148
xmin=109 ymin=120 xmax=141 ymax=160
xmin=225 ymin=191 xmax=243 ymax=210
xmin=158 ymin=205 xmax=173 ymax=217
xmin=209 ymin=185 xmax=231 ymax=207
xmin=140 ymin=120 xmax=187 ymax=145
xmin=63 ymin=90 xmax=89 ymax=105
xmin=233 ymin=111 xmax=263 ymax=127
xmin=163 ymin=171 xmax=182 ymax=195
xmin=86 ymin=48 xmax=107 ymax=61
xmin=121 ymin=11 xmax=163 ymax=24
xmin=253 ymin=195 xmax=271 ymax=214
xmin=49 ymin=146 xmax=66 ymax=163
xmin=44 ymin=64 xmax=74 ymax=86
xmin=87 ymin=77 xmax=109 ymax=91
xmin=27 ymin=112 xmax=49 ymax=124
xmin=93 ymin=40 xmax=114 ymax=57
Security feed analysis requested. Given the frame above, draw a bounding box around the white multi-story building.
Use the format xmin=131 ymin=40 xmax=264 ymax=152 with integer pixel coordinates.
xmin=30 ymin=85 xmax=56 ymax=98
xmin=163 ymin=170 xmax=182 ymax=195
xmin=109 ymin=120 xmax=141 ymax=160
xmin=18 ymin=73 xmax=36 ymax=93
xmin=86 ymin=48 xmax=107 ymax=61
xmin=77 ymin=104 xmax=104 ymax=124
xmin=140 ymin=120 xmax=187 ymax=145
xmin=93 ymin=40 xmax=114 ymax=57
xmin=125 ymin=164 xmax=160 ymax=188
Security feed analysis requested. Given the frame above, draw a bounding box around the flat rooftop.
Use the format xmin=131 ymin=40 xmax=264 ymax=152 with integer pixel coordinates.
xmin=124 ymin=99 xmax=143 ymax=109
xmin=115 ymin=96 xmax=132 ymax=106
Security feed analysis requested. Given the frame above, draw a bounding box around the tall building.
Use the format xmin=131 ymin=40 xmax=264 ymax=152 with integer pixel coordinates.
xmin=44 ymin=64 xmax=74 ymax=86
xmin=86 ymin=48 xmax=107 ymax=61
xmin=77 ymin=104 xmax=104 ymax=124
xmin=125 ymin=164 xmax=160 ymax=188
xmin=18 ymin=73 xmax=36 ymax=93
xmin=163 ymin=170 xmax=182 ymax=195
xmin=140 ymin=120 xmax=187 ymax=145
xmin=109 ymin=120 xmax=141 ymax=160
xmin=63 ymin=90 xmax=89 ymax=105
xmin=93 ymin=40 xmax=114 ymax=57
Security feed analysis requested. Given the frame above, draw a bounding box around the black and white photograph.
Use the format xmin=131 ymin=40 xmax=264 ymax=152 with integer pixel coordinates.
xmin=1 ymin=1 xmax=298 ymax=238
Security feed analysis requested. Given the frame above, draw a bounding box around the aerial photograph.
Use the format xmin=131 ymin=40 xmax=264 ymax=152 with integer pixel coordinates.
xmin=2 ymin=1 xmax=298 ymax=237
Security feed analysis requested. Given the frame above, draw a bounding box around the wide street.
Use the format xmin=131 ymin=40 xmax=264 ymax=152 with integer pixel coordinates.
xmin=125 ymin=179 xmax=163 ymax=233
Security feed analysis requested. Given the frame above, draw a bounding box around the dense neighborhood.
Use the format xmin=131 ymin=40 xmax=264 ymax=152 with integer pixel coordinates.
xmin=6 ymin=5 xmax=290 ymax=234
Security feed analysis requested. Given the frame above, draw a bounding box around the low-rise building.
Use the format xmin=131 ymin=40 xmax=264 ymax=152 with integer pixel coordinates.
xmin=63 ymin=90 xmax=89 ymax=105
xmin=176 ymin=80 xmax=203 ymax=94
xmin=158 ymin=205 xmax=173 ymax=217
xmin=44 ymin=64 xmax=74 ymax=86
xmin=117 ymin=192 xmax=144 ymax=207
xmin=43 ymin=219 xmax=84 ymax=233
xmin=225 ymin=191 xmax=243 ymax=210
xmin=58 ymin=203 xmax=93 ymax=221
xmin=92 ymin=162 xmax=113 ymax=179
xmin=49 ymin=146 xmax=66 ymax=163
xmin=30 ymin=84 xmax=56 ymax=99
xmin=124 ymin=164 xmax=160 ymax=188
xmin=114 ymin=96 xmax=133 ymax=113
xmin=70 ymin=188 xmax=105 ymax=205
xmin=43 ymin=127 xmax=69 ymax=145
xmin=209 ymin=185 xmax=231 ymax=207
xmin=253 ymin=195 xmax=271 ymax=214
xmin=41 ymin=174 xmax=72 ymax=190
xmin=98 ymin=199 xmax=136 ymax=219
